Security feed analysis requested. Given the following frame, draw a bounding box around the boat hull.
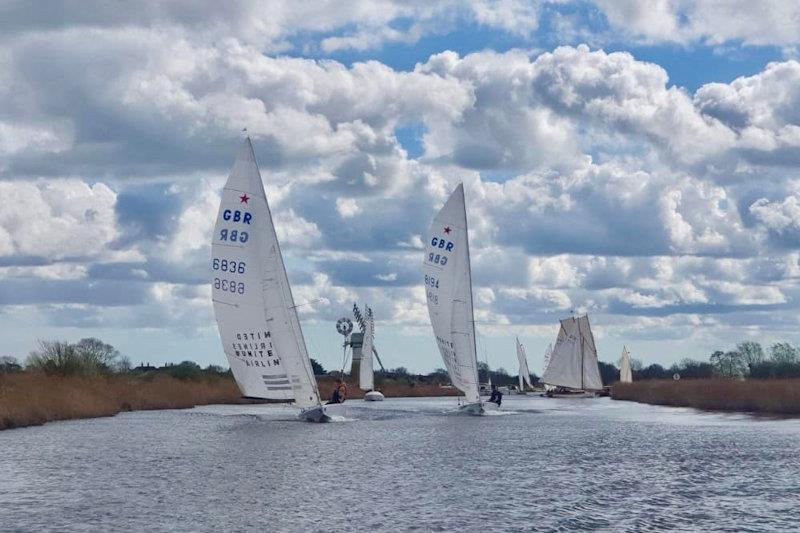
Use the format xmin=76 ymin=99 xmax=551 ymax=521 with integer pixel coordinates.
xmin=541 ymin=390 xmax=596 ymax=398
xmin=298 ymin=405 xmax=335 ymax=422
xmin=459 ymin=402 xmax=485 ymax=415
xmin=364 ymin=391 xmax=385 ymax=401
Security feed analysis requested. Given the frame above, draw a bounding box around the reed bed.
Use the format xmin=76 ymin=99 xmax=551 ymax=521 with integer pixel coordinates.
xmin=0 ymin=373 xmax=244 ymax=430
xmin=0 ymin=373 xmax=462 ymax=430
xmin=316 ymin=377 xmax=460 ymax=400
xmin=612 ymin=379 xmax=800 ymax=415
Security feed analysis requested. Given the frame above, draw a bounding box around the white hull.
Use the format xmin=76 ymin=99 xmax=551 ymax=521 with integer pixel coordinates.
xmin=363 ymin=391 xmax=385 ymax=401
xmin=459 ymin=401 xmax=485 ymax=416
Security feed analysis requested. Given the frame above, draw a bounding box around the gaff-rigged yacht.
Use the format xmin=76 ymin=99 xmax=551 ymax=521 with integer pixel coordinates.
xmin=619 ymin=345 xmax=633 ymax=383
xmin=541 ymin=315 xmax=603 ymax=398
xmin=515 ymin=337 xmax=534 ymax=393
xmin=423 ymin=183 xmax=484 ymax=415
xmin=211 ymin=138 xmax=334 ymax=422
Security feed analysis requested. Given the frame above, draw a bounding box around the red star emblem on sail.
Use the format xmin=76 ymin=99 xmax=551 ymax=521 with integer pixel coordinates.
xmin=443 ymin=226 xmax=451 ymax=234
xmin=239 ymin=193 xmax=250 ymax=204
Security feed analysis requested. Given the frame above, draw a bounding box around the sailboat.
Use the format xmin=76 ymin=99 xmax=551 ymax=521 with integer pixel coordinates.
xmin=423 ymin=183 xmax=484 ymax=415
xmin=541 ymin=315 xmax=603 ymax=398
xmin=212 ymin=138 xmax=333 ymax=422
xmin=360 ymin=307 xmax=384 ymax=401
xmin=619 ymin=345 xmax=633 ymax=383
xmin=543 ymin=343 xmax=553 ymax=374
xmin=515 ymin=337 xmax=533 ymax=393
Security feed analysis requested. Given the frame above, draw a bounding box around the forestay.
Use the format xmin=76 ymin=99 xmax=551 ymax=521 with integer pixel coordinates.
xmin=359 ymin=307 xmax=374 ymax=390
xmin=516 ymin=337 xmax=533 ymax=391
xmin=423 ymin=183 xmax=480 ymax=404
xmin=619 ymin=345 xmax=633 ymax=383
xmin=541 ymin=315 xmax=603 ymax=391
xmin=212 ymin=138 xmax=320 ymax=408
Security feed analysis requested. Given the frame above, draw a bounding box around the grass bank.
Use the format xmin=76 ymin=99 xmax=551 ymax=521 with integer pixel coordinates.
xmin=0 ymin=373 xmax=246 ymax=431
xmin=612 ymin=379 xmax=800 ymax=415
xmin=317 ymin=376 xmax=460 ymax=400
xmin=0 ymin=373 xmax=461 ymax=430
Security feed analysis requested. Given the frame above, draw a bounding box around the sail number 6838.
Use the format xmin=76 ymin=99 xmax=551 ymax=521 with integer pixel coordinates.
xmin=213 ymin=278 xmax=245 ymax=294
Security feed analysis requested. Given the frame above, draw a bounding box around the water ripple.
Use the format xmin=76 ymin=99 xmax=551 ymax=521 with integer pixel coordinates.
xmin=1 ymin=396 xmax=799 ymax=531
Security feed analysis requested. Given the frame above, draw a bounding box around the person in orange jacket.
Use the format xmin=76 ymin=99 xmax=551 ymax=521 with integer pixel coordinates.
xmin=327 ymin=377 xmax=347 ymax=404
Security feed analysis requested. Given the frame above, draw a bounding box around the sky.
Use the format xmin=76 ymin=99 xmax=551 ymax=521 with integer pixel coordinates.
xmin=2 ymin=0 xmax=800 ymax=375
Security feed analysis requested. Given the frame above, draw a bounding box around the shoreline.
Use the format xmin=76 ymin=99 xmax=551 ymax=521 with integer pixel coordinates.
xmin=611 ymin=379 xmax=800 ymax=416
xmin=0 ymin=373 xmax=460 ymax=431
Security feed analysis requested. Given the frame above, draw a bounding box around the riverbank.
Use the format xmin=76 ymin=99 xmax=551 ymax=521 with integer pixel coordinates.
xmin=317 ymin=376 xmax=460 ymax=400
xmin=0 ymin=373 xmax=249 ymax=430
xmin=612 ymin=379 xmax=800 ymax=415
xmin=0 ymin=373 xmax=460 ymax=430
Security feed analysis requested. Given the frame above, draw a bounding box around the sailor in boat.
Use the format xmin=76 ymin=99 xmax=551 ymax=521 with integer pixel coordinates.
xmin=327 ymin=378 xmax=348 ymax=404
xmin=489 ymin=384 xmax=503 ymax=406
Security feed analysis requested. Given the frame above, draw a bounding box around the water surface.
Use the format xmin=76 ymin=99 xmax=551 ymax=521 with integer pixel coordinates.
xmin=2 ymin=396 xmax=799 ymax=532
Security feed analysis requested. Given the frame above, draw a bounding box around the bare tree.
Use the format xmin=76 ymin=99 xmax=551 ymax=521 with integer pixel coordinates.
xmin=711 ymin=350 xmax=745 ymax=378
xmin=26 ymin=340 xmax=82 ymax=375
xmin=75 ymin=338 xmax=120 ymax=370
xmin=770 ymin=343 xmax=799 ymax=364
xmin=736 ymin=341 xmax=764 ymax=373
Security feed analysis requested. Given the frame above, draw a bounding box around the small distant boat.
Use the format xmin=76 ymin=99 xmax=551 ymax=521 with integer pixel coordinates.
xmin=619 ymin=345 xmax=633 ymax=383
xmin=359 ymin=306 xmax=384 ymax=401
xmin=541 ymin=315 xmax=603 ymax=398
xmin=212 ymin=138 xmax=334 ymax=422
xmin=515 ymin=337 xmax=534 ymax=394
xmin=423 ymin=183 xmax=484 ymax=415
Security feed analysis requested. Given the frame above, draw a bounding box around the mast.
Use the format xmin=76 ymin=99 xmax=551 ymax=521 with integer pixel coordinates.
xmin=250 ymin=139 xmax=321 ymax=407
xmin=463 ymin=184 xmax=479 ymax=396
xmin=579 ymin=317 xmax=584 ymax=391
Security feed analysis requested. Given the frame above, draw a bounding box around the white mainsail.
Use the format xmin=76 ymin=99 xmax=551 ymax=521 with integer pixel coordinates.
xmin=212 ymin=138 xmax=320 ymax=408
xmin=619 ymin=345 xmax=633 ymax=383
xmin=359 ymin=307 xmax=375 ymax=390
xmin=541 ymin=315 xmax=603 ymax=391
xmin=516 ymin=337 xmax=533 ymax=391
xmin=543 ymin=343 xmax=553 ymax=374
xmin=423 ymin=183 xmax=480 ymax=404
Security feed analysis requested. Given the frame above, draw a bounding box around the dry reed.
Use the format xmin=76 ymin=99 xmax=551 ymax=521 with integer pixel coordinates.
xmin=0 ymin=373 xmax=244 ymax=431
xmin=612 ymin=379 xmax=800 ymax=415
xmin=0 ymin=373 xmax=462 ymax=430
xmin=316 ymin=376 xmax=461 ymax=400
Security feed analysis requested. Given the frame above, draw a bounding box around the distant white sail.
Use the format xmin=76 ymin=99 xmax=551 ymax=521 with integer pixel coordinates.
xmin=212 ymin=138 xmax=320 ymax=408
xmin=359 ymin=307 xmax=375 ymax=390
xmin=423 ymin=183 xmax=480 ymax=404
xmin=516 ymin=337 xmax=533 ymax=390
xmin=619 ymin=345 xmax=633 ymax=383
xmin=541 ymin=315 xmax=603 ymax=391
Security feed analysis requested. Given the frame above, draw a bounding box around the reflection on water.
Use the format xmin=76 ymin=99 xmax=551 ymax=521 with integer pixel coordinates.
xmin=1 ymin=396 xmax=799 ymax=532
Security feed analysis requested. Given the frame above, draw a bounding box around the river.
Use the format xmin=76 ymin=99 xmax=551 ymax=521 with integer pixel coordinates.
xmin=1 ymin=396 xmax=799 ymax=532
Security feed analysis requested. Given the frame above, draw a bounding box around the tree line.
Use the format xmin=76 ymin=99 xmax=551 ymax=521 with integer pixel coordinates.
xmin=0 ymin=338 xmax=231 ymax=381
xmin=611 ymin=341 xmax=800 ymax=382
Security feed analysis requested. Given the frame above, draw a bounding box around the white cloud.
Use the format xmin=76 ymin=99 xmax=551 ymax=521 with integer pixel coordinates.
xmin=0 ymin=179 xmax=118 ymax=260
xmin=335 ymin=197 xmax=360 ymax=218
xmin=594 ymin=0 xmax=800 ymax=46
xmin=2 ymin=3 xmax=800 ymax=361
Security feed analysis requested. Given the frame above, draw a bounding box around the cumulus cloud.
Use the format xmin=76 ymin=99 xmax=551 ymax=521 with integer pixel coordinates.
xmin=0 ymin=179 xmax=118 ymax=261
xmin=2 ymin=3 xmax=800 ymax=366
xmin=594 ymin=0 xmax=800 ymax=46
